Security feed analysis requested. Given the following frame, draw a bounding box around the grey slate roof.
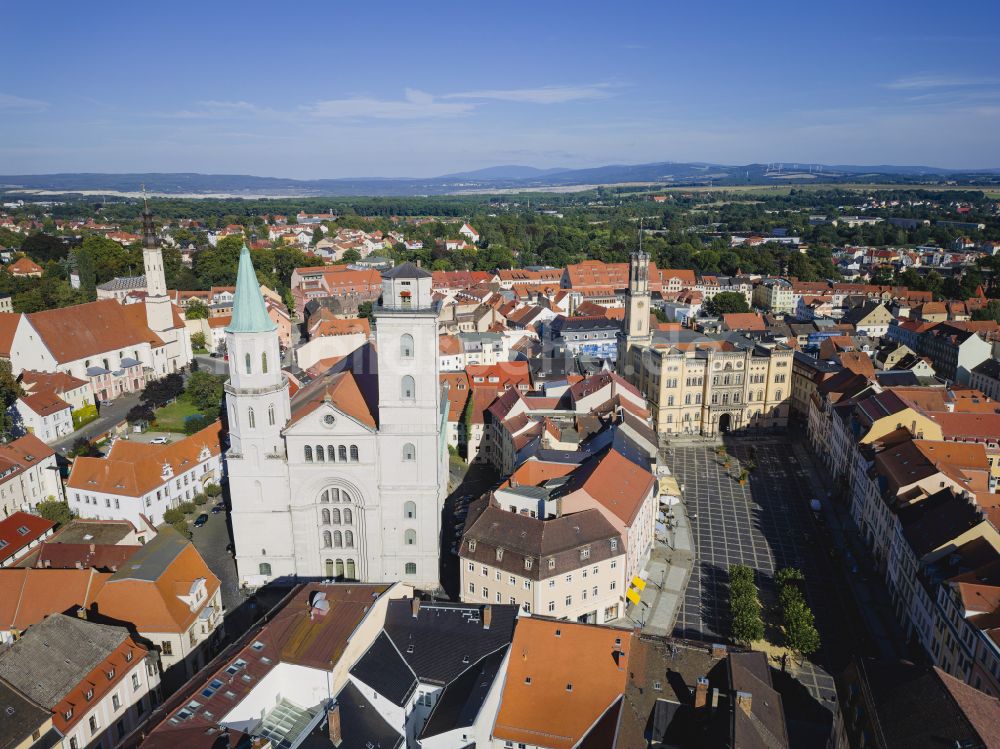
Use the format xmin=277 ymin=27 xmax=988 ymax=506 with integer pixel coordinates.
xmin=324 ymin=681 xmax=404 ymax=749
xmin=110 ymin=526 xmax=187 ymax=582
xmin=0 ymin=614 xmax=128 ymax=709
xmin=96 ymin=275 xmax=146 ymax=292
xmin=0 ymin=677 xmax=51 ymax=749
xmin=420 ymin=649 xmax=506 ymax=739
xmin=382 ymin=261 xmax=430 ymax=280
xmin=383 ymin=599 xmax=517 ymax=686
xmin=348 ymin=631 xmax=416 ymax=707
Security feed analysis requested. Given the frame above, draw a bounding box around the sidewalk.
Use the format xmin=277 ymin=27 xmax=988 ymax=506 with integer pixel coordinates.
xmin=626 ymin=497 xmax=695 ymax=636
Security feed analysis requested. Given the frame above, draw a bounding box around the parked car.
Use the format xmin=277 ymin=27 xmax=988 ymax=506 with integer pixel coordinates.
xmin=211 ymin=505 xmax=224 ymax=514
xmin=193 ymin=514 xmax=209 ymax=527
xmin=150 ymin=436 xmax=169 ymax=445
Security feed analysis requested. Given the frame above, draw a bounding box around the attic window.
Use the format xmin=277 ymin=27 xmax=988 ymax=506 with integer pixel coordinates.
xmin=125 ymin=651 xmax=133 ymax=662
xmin=524 ymin=677 xmax=532 ymax=685
xmin=468 ymin=540 xmax=477 ymax=552
xmin=548 ymin=558 xmax=556 ymax=570
xmin=566 ymin=683 xmax=573 ymax=692
xmin=251 ymin=641 xmax=265 ymax=651
xmin=106 ymin=668 xmax=115 ymax=680
xmin=555 ymin=629 xmax=561 ymax=637
xmin=85 ymin=689 xmax=94 ymax=701
xmin=496 ymin=548 xmax=504 ymax=561
xmin=16 ymin=526 xmax=29 ymax=536
xmin=524 ymin=558 xmax=532 ymax=570
xmin=406 ymin=644 xmax=414 ymax=654
xmin=654 ymin=681 xmax=663 ymax=691
xmin=64 ymin=710 xmax=73 ymax=720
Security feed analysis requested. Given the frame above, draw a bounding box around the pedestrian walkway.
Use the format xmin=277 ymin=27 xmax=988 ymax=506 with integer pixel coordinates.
xmin=627 ymin=497 xmax=695 ymax=636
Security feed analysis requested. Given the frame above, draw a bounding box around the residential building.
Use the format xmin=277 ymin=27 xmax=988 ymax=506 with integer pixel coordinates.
xmin=0 ymin=511 xmax=55 ymax=567
xmin=460 ymin=498 xmax=626 ymax=622
xmin=13 ymin=390 xmax=72 ymax=444
xmin=489 ymin=617 xmax=631 ymax=749
xmin=0 ymin=677 xmax=58 ymax=749
xmin=19 ymin=369 xmax=92 ymax=412
xmin=0 ymin=614 xmax=160 ymax=749
xmin=829 ymin=657 xmax=1000 ymax=749
xmin=970 ymin=358 xmax=1000 ymax=400
xmin=289 ymin=264 xmax=382 ymax=318
xmin=542 ymin=315 xmax=622 ymax=362
xmin=0 ymin=434 xmax=63 ymax=517
xmin=8 ymin=257 xmax=43 ymax=278
xmin=66 ymin=422 xmax=223 ymax=526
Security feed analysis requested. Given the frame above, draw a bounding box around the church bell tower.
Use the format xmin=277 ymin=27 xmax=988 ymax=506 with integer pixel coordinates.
xmin=617 ymin=250 xmax=652 ymax=374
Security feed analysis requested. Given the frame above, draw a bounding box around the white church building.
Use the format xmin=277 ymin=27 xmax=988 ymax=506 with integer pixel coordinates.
xmin=225 ymin=249 xmax=448 ymax=591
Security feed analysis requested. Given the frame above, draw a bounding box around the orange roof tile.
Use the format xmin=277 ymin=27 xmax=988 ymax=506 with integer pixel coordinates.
xmin=25 ymin=300 xmax=167 ymax=364
xmin=0 ymin=312 xmax=20 ymax=358
xmin=68 ymin=422 xmax=223 ymax=497
xmin=493 ymin=618 xmax=630 ymax=749
xmin=289 ymin=369 xmax=376 ymax=430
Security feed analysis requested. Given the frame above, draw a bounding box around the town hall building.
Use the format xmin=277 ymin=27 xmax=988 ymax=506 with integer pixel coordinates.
xmin=225 ymin=248 xmax=448 ymax=591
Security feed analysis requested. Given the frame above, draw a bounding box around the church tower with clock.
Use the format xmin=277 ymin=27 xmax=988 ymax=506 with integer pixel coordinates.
xmin=617 ymin=250 xmax=653 ymax=374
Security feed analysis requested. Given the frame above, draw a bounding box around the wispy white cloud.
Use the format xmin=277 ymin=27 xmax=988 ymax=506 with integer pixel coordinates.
xmin=881 ymin=74 xmax=1000 ymax=90
xmin=304 ymin=89 xmax=474 ymax=119
xmin=444 ymin=83 xmax=614 ymax=104
xmin=0 ymin=92 xmax=49 ymax=113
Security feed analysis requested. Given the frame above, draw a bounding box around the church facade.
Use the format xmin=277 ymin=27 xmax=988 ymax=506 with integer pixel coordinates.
xmin=225 ymin=250 xmax=447 ymax=591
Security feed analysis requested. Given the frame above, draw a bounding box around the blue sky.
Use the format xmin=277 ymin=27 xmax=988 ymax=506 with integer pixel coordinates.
xmin=2 ymin=0 xmax=999 ymax=177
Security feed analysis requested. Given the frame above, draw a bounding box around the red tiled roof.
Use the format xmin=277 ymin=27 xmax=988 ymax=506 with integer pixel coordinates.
xmin=0 ymin=512 xmax=55 ymax=561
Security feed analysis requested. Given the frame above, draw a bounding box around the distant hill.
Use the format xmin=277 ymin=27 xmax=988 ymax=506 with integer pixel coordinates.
xmin=2 ymin=161 xmax=999 ymax=198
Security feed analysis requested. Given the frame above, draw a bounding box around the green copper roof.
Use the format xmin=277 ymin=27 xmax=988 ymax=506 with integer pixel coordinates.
xmin=226 ymin=245 xmax=277 ymax=334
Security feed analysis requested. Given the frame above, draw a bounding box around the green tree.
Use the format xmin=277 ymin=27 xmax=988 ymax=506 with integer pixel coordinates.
xmin=76 ymin=247 xmax=97 ymax=301
xmin=728 ymin=564 xmax=765 ymax=644
xmin=184 ymin=413 xmax=214 ymax=434
xmin=0 ymin=360 xmax=24 ymax=441
xmin=185 ymin=371 xmax=226 ymax=415
xmin=68 ymin=437 xmax=100 ymax=457
xmin=205 ymin=483 xmax=223 ymax=498
xmin=190 ymin=331 xmax=207 ymax=350
xmin=36 ymin=499 xmax=74 ymax=526
xmin=357 ymin=301 xmax=374 ymax=320
xmin=20 ymin=233 xmax=67 ymax=262
xmin=185 ymin=300 xmax=210 ymax=320
xmin=973 ymin=300 xmax=1000 ymax=323
xmin=311 ymin=227 xmax=324 ymax=246
xmin=341 ymin=249 xmax=361 ymax=263
xmin=705 ymin=291 xmax=751 ymax=315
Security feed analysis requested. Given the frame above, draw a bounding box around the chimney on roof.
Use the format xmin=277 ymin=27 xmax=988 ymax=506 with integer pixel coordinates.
xmin=710 ymin=687 xmax=720 ymax=710
xmin=710 ymin=643 xmax=728 ymax=659
xmin=75 ymin=561 xmax=83 ymax=570
xmin=89 ymin=543 xmax=95 ymax=553
xmin=694 ymin=677 xmax=709 ymax=708
xmin=735 ymin=691 xmax=752 ymax=715
xmin=411 ymin=597 xmax=421 ymax=618
xmin=483 ymin=604 xmax=492 ymax=629
xmin=43 ymin=559 xmax=51 ymax=569
xmin=327 ymin=703 xmax=342 ymax=746
xmin=76 ymin=607 xmax=87 ymax=621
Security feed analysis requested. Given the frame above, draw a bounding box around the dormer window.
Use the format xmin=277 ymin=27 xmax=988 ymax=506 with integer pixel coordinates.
xmin=548 ymin=558 xmax=556 ymax=570
xmin=85 ymin=689 xmax=94 ymax=701
xmin=107 ymin=668 xmax=115 ymax=680
xmin=125 ymin=651 xmax=133 ymax=662
xmin=468 ymin=539 xmax=477 ymax=552
xmin=496 ymin=548 xmax=504 ymax=561
xmin=524 ymin=558 xmax=532 ymax=571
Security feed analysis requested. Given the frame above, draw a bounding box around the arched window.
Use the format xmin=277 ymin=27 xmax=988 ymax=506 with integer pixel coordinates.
xmin=344 ymin=530 xmax=354 ymax=547
xmin=245 ymin=353 xmax=252 ymax=375
xmin=342 ymin=492 xmax=351 ymax=503
xmin=331 ymin=508 xmax=341 ymax=524
xmin=333 ymin=530 xmax=343 ymax=547
xmin=722 ymin=393 xmax=729 ymax=405
xmin=338 ymin=445 xmax=347 ymax=462
xmin=321 ymin=509 xmax=331 ymax=524
xmin=329 ymin=488 xmax=340 ymax=502
xmin=343 ymin=508 xmax=353 ymax=524
xmin=405 ymin=562 xmax=417 ymax=575
xmin=322 ymin=531 xmax=332 ymax=548
xmin=261 ymin=352 xmax=268 ymax=374
xmin=325 ymin=559 xmax=334 ymax=577
xmin=327 ymin=446 xmax=335 ymax=462
xmin=335 ymin=559 xmax=345 ymax=577
xmin=259 ymin=562 xmax=271 ymax=576
xmin=758 ymin=390 xmax=764 ymax=402
xmin=401 ymin=376 xmax=415 ymax=400
xmin=248 ymin=408 xmax=255 ymax=428
xmin=775 ymin=390 xmax=782 ymax=401
xmin=268 ymin=403 xmax=275 ymax=426
xmin=404 ymin=501 xmax=416 ymax=519
xmin=350 ymin=445 xmax=359 ymax=462
xmin=316 ymin=445 xmax=325 ymax=462
xmin=345 ymin=559 xmax=356 ymax=580
xmin=305 ymin=445 xmax=313 ymax=462
xmin=404 ymin=529 xmax=416 ymax=546
xmin=400 ymin=334 xmax=414 ymax=358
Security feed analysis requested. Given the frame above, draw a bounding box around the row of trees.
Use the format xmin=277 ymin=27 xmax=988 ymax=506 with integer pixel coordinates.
xmin=776 ymin=567 xmax=821 ymax=657
xmin=162 ymin=484 xmax=222 ymax=537
xmin=729 ymin=564 xmax=765 ymax=644
xmin=127 ymin=371 xmax=226 ymax=435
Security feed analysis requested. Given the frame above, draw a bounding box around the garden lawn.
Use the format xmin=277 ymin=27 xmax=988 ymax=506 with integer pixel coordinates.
xmin=152 ymin=398 xmax=201 ymax=433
